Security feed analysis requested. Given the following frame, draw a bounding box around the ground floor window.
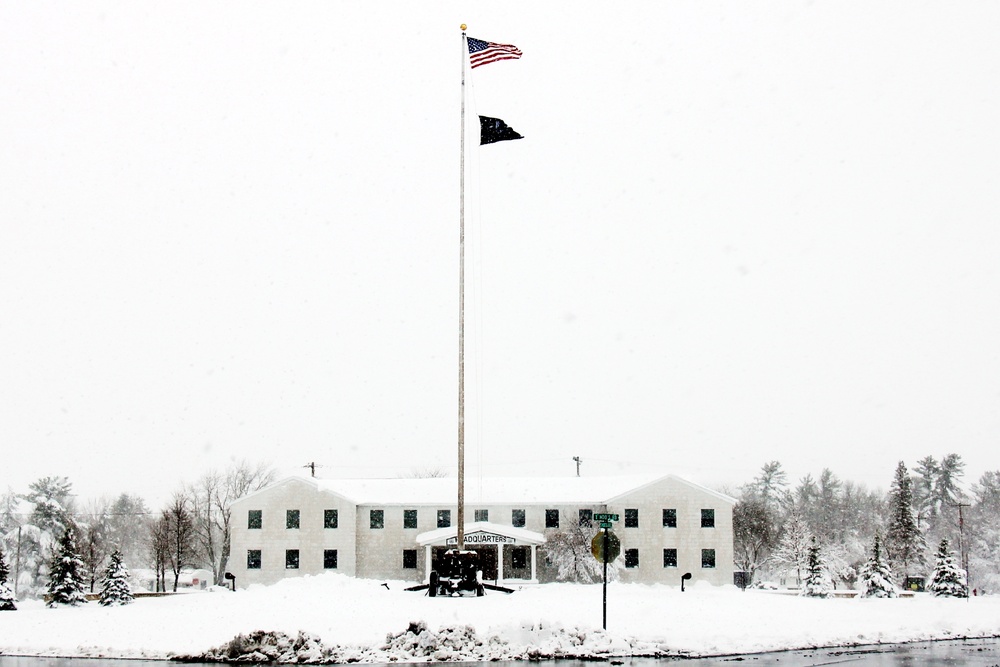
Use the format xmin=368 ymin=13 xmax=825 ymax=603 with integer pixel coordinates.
xmin=247 ymin=549 xmax=261 ymax=569
xmin=702 ymin=548 xmax=716 ymax=568
xmin=286 ymin=549 xmax=300 ymax=569
xmin=511 ymin=547 xmax=528 ymax=570
xmin=625 ymin=548 xmax=639 ymax=568
xmin=402 ymin=549 xmax=418 ymax=569
xmin=324 ymin=549 xmax=338 ymax=569
xmin=663 ymin=548 xmax=677 ymax=568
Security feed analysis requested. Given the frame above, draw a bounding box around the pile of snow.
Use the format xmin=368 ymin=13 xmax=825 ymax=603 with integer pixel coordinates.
xmin=1 ymin=573 xmax=998 ymax=661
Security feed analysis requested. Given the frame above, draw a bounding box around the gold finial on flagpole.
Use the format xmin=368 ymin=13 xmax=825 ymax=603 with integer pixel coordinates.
xmin=460 ymin=24 xmax=467 ymax=31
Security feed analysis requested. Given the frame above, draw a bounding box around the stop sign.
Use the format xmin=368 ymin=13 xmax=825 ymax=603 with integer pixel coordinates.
xmin=591 ymin=529 xmax=621 ymax=562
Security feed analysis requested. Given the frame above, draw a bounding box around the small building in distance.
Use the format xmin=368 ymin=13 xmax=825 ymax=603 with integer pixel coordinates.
xmin=228 ymin=473 xmax=735 ymax=588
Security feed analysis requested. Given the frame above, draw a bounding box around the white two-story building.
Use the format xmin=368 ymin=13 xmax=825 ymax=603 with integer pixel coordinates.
xmin=228 ymin=473 xmax=735 ymax=588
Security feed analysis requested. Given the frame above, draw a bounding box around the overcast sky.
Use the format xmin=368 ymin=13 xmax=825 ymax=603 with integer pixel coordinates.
xmin=2 ymin=2 xmax=999 ymax=509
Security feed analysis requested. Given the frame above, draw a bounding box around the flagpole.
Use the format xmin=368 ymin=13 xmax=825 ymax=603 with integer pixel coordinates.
xmin=457 ymin=24 xmax=468 ymax=552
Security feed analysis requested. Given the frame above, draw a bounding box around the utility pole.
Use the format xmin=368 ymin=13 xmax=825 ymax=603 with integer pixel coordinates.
xmin=573 ymin=456 xmax=582 ymax=477
xmin=955 ymin=502 xmax=971 ymax=597
xmin=303 ymin=462 xmax=322 ymax=478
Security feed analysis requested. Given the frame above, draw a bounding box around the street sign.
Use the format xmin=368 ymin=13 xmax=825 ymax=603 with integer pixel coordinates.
xmin=591 ymin=530 xmax=621 ymax=563
xmin=593 ymin=513 xmax=619 ymax=522
xmin=599 ymin=521 xmax=613 ymax=528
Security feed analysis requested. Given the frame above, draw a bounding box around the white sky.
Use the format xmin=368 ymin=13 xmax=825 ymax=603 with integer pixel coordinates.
xmin=2 ymin=2 xmax=999 ymax=509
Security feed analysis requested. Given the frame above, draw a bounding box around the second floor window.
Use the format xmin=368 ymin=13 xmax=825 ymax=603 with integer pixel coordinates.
xmin=437 ymin=509 xmax=451 ymax=528
xmin=579 ymin=509 xmax=593 ymax=526
xmin=404 ymin=509 xmax=418 ymax=529
xmin=286 ymin=510 xmax=300 ymax=529
xmin=625 ymin=508 xmax=639 ymax=528
xmin=512 ymin=509 xmax=525 ymax=528
xmin=663 ymin=509 xmax=677 ymax=528
xmin=370 ymin=509 xmax=384 ymax=529
xmin=324 ymin=509 xmax=338 ymax=529
xmin=701 ymin=509 xmax=715 ymax=528
xmin=248 ymin=510 xmax=262 ymax=529
xmin=545 ymin=509 xmax=560 ymax=529
xmin=474 ymin=509 xmax=488 ymax=522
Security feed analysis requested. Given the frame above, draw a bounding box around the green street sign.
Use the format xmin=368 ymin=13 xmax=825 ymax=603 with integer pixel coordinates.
xmin=599 ymin=521 xmax=613 ymax=528
xmin=593 ymin=513 xmax=619 ymax=521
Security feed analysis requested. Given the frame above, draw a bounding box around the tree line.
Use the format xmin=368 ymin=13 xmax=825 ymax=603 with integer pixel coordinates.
xmin=733 ymin=455 xmax=999 ymax=594
xmin=0 ymin=460 xmax=274 ymax=599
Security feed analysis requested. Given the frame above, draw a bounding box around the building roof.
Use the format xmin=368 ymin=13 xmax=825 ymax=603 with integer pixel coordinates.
xmin=244 ymin=472 xmax=736 ymax=506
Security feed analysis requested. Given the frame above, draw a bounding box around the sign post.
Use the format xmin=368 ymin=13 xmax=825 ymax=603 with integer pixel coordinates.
xmin=591 ymin=513 xmax=620 ymax=630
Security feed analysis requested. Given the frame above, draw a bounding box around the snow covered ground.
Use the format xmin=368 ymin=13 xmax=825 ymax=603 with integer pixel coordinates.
xmin=0 ymin=575 xmax=997 ymax=662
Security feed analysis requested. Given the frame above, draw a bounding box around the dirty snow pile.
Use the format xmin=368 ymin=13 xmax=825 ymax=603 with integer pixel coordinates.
xmin=1 ymin=573 xmax=999 ymax=662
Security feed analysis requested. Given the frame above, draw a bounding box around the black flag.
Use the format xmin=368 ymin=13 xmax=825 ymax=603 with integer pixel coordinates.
xmin=479 ymin=116 xmax=523 ymax=145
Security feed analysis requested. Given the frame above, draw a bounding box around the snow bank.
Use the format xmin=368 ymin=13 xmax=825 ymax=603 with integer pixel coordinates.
xmin=0 ymin=574 xmax=998 ymax=662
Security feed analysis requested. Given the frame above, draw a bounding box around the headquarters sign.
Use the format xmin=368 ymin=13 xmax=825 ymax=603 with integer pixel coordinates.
xmin=446 ymin=531 xmax=517 ymax=545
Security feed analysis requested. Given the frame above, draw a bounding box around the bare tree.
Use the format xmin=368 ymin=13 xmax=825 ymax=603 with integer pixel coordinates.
xmin=77 ymin=498 xmax=111 ymax=593
xmin=164 ymin=493 xmax=197 ymax=592
xmin=733 ymin=493 xmax=779 ymax=586
xmin=148 ymin=513 xmax=170 ymax=593
xmin=190 ymin=461 xmax=275 ymax=585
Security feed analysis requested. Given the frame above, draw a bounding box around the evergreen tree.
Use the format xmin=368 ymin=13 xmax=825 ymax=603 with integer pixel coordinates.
xmin=885 ymin=461 xmax=926 ymax=584
xmin=99 ymin=550 xmax=133 ymax=606
xmin=0 ymin=546 xmax=15 ymax=611
xmin=859 ymin=534 xmax=897 ymax=598
xmin=802 ymin=536 xmax=833 ymax=598
xmin=927 ymin=539 xmax=967 ymax=598
xmin=46 ymin=526 xmax=88 ymax=607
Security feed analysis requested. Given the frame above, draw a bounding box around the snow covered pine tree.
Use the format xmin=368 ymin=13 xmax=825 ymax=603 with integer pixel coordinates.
xmin=802 ymin=536 xmax=833 ymax=598
xmin=927 ymin=539 xmax=967 ymax=598
xmin=46 ymin=526 xmax=88 ymax=607
xmin=859 ymin=534 xmax=897 ymax=598
xmin=0 ymin=546 xmax=16 ymax=610
xmin=99 ymin=549 xmax=134 ymax=606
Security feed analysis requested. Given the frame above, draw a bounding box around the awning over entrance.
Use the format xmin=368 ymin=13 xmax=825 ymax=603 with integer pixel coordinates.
xmin=415 ymin=521 xmax=545 ymax=585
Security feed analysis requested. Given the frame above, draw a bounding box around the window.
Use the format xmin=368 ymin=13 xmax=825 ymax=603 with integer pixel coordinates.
xmin=663 ymin=509 xmax=677 ymax=528
xmin=625 ymin=548 xmax=639 ymax=569
xmin=545 ymin=509 xmax=560 ymax=529
xmin=248 ymin=510 xmax=262 ymax=529
xmin=437 ymin=509 xmax=451 ymax=528
xmin=663 ymin=548 xmax=677 ymax=568
xmin=324 ymin=509 xmax=338 ymax=529
xmin=247 ymin=549 xmax=261 ymax=569
xmin=286 ymin=509 xmax=300 ymax=529
xmin=702 ymin=549 xmax=716 ymax=568
xmin=511 ymin=547 xmax=528 ymax=570
xmin=285 ymin=549 xmax=300 ymax=569
xmin=474 ymin=509 xmax=488 ymax=522
xmin=701 ymin=509 xmax=715 ymax=528
xmin=579 ymin=509 xmax=593 ymax=526
xmin=324 ymin=549 xmax=338 ymax=569
xmin=403 ymin=509 xmax=418 ymax=529
xmin=625 ymin=508 xmax=639 ymax=528
xmin=512 ymin=509 xmax=526 ymax=528
xmin=402 ymin=549 xmax=418 ymax=569
xmin=370 ymin=509 xmax=384 ymax=529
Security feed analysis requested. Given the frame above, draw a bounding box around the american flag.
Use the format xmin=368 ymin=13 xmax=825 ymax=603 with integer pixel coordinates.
xmin=467 ymin=37 xmax=522 ymax=69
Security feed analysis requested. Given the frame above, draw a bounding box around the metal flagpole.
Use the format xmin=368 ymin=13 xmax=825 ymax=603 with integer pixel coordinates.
xmin=457 ymin=24 xmax=468 ymax=552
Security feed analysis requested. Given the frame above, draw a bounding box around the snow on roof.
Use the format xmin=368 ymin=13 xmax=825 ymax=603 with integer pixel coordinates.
xmin=267 ymin=472 xmax=735 ymax=506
